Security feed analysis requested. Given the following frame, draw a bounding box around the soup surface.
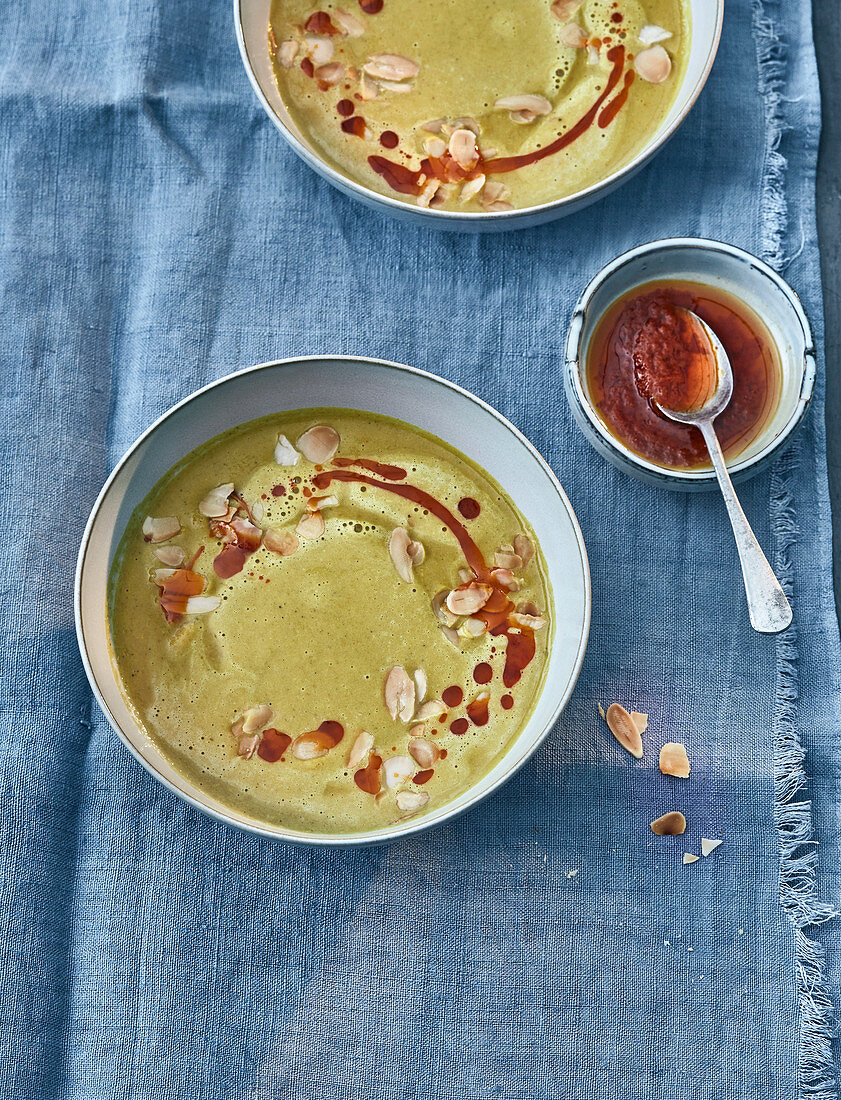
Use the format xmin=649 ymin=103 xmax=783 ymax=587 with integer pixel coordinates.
xmin=109 ymin=410 xmax=552 ymax=834
xmin=268 ymin=0 xmax=690 ymax=211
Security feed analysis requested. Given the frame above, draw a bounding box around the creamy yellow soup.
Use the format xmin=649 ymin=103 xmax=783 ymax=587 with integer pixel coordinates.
xmin=109 ymin=410 xmax=553 ymax=834
xmin=269 ymin=0 xmax=689 ymax=210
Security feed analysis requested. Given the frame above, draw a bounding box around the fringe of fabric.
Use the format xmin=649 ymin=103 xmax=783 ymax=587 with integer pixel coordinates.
xmin=769 ymin=437 xmax=838 ymax=1100
xmin=752 ymin=0 xmax=789 ymax=271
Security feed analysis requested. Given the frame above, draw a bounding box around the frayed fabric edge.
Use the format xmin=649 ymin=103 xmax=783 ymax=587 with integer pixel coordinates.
xmin=770 ymin=437 xmax=838 ymax=1100
xmin=752 ymin=0 xmax=789 ymax=271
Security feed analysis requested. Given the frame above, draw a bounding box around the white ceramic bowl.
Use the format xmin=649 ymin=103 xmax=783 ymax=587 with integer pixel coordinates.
xmin=235 ymin=0 xmax=723 ymax=231
xmin=564 ymin=238 xmax=816 ymax=490
xmin=76 ymin=357 xmax=590 ymax=845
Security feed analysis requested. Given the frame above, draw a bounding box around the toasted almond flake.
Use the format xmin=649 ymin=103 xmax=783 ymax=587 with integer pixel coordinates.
xmin=598 ymin=703 xmax=606 ymax=719
xmin=486 ymin=201 xmax=513 ymax=212
xmin=407 ymin=540 xmax=425 ymax=565
xmin=388 ymin=527 xmax=415 ymax=582
xmin=296 ymin=511 xmax=326 ymax=540
xmin=631 ymin=711 xmax=649 ymax=736
xmin=199 ymin=483 xmax=235 ymax=519
xmin=154 ymin=545 xmax=186 ymax=566
xmin=458 ymin=568 xmax=474 ymax=584
xmin=417 ymin=178 xmax=440 ymax=208
xmin=408 ymin=737 xmax=439 ymax=769
xmin=634 ymin=44 xmax=672 ymax=83
xmin=231 ymin=516 xmax=263 ymax=547
xmin=413 ymin=668 xmax=427 ymax=702
xmin=448 ymin=128 xmax=479 ymax=170
xmin=490 ymin=567 xmax=520 ymax=591
xmin=384 ymin=755 xmax=414 ymax=788
xmin=424 ymin=136 xmax=447 ymax=157
xmin=463 ymin=617 xmax=487 ymax=637
xmin=308 ymin=493 xmax=339 ymax=512
xmin=315 ymin=61 xmax=345 ymax=85
xmin=513 ymin=534 xmax=534 ymax=567
xmin=650 ymin=811 xmax=687 ymax=836
xmin=481 ymin=181 xmax=511 ymax=206
xmin=251 ymin=501 xmax=264 ymax=523
xmin=348 ymin=730 xmax=374 ymax=768
xmin=184 ymin=595 xmax=221 ymax=614
xmin=479 ymin=145 xmax=498 ymax=158
xmin=142 ymin=515 xmax=182 ymax=543
xmin=396 ymin=789 xmax=429 ymax=813
xmin=431 ymin=590 xmax=459 ymax=627
xmin=701 ymin=838 xmax=723 ymax=856
xmin=639 ymin=23 xmax=672 ymax=45
xmin=550 ymin=0 xmax=581 ymax=21
xmin=333 ymin=7 xmax=364 ymax=36
xmin=297 ymin=424 xmax=340 ymax=463
xmin=450 ymin=116 xmax=481 ymax=135
xmin=510 ymin=607 xmax=548 ymax=630
xmin=414 ymin=699 xmax=445 ymax=722
xmin=279 ymin=39 xmax=299 ymax=67
xmin=559 ymin=22 xmax=588 ymax=47
xmin=262 ymin=527 xmax=299 ymax=556
xmin=446 ymin=583 xmax=492 ymax=616
xmin=303 ymin=35 xmax=333 ymax=64
xmin=606 ymin=703 xmax=644 ymax=759
xmin=378 ymin=79 xmax=414 ymax=93
xmin=586 ymin=44 xmax=599 ymax=65
xmin=421 ymin=117 xmax=445 ymax=133
xmin=292 ymin=734 xmax=331 ymax=760
xmin=510 ymin=109 xmax=538 ymax=124
xmin=237 ymin=733 xmax=261 ymax=759
xmin=384 ymin=666 xmax=415 ymax=722
xmin=460 ymin=174 xmax=486 ymax=203
xmin=683 ymin=853 xmax=700 ymax=865
xmin=242 ymin=704 xmax=273 ymax=734
xmin=659 ymin=742 xmax=691 ymax=778
xmin=363 ymin=53 xmax=419 ymax=81
xmin=494 ymin=549 xmax=523 ymax=570
xmin=494 ymin=94 xmax=552 ymax=116
xmin=359 ymin=71 xmax=379 ymax=99
xmin=440 ymin=625 xmax=461 ymax=648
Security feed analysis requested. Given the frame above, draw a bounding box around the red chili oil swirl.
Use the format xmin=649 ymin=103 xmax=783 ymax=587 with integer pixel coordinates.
xmin=154 ymin=569 xmax=205 ymax=622
xmin=354 ymin=752 xmax=382 ymax=793
xmin=342 ymin=116 xmax=367 ymax=138
xmin=466 ymin=694 xmax=490 ymax=727
xmin=450 ymin=717 xmax=469 ymax=736
xmin=414 ymin=769 xmax=434 ymax=784
xmin=598 ymin=70 xmax=634 ymax=128
xmin=473 ymin=662 xmax=493 ymax=684
xmin=332 ymin=456 xmax=407 ymax=480
xmin=367 ymin=155 xmax=422 ymax=195
xmin=257 ymin=729 xmax=292 ymax=762
xmin=501 ymin=631 xmax=536 ymax=688
xmin=442 ymin=685 xmax=464 ymax=708
xmin=501 ymin=694 xmax=515 ymax=711
xmin=458 ymin=497 xmax=480 ymax=519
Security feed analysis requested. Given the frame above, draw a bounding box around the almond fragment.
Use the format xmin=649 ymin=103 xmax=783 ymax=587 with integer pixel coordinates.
xmin=463 ymin=617 xmax=487 ymax=637
xmin=199 ymin=483 xmax=235 ymax=519
xmin=494 ymin=94 xmax=552 ymax=125
xmin=378 ymin=79 xmax=414 ymax=93
xmin=388 ymin=527 xmax=416 ymax=583
xmin=460 ymin=174 xmax=486 ymax=203
xmin=359 ymin=71 xmax=379 ymax=100
xmin=363 ymin=53 xmax=419 ymax=81
xmin=408 ymin=737 xmax=439 ymax=769
xmin=307 ymin=494 xmax=339 ymax=512
xmin=550 ymin=0 xmax=581 ymax=21
xmin=396 ymin=789 xmax=429 ymax=813
xmin=586 ymin=44 xmax=599 ymax=65
xmin=252 ymin=501 xmax=264 ymax=523
xmin=634 ymin=45 xmax=672 ymax=83
xmin=333 ymin=7 xmax=364 ymax=36
xmin=440 ymin=625 xmax=460 ymax=648
xmin=297 ymin=424 xmax=340 ymax=463
xmin=242 ymin=704 xmax=273 ymax=735
xmin=303 ymin=35 xmax=333 ymax=64
xmin=659 ymin=742 xmax=691 ymax=778
xmin=431 ymin=590 xmax=458 ymax=627
xmin=605 ymin=703 xmax=644 ymax=759
xmin=490 ymin=567 xmax=520 ymax=591
xmin=292 ymin=734 xmax=331 ymax=760
xmin=263 ymin=528 xmax=299 ymax=556
xmin=630 ymin=712 xmax=649 ymax=736
xmin=683 ymin=853 xmax=700 ymax=865
xmin=446 ymin=583 xmax=492 ymax=616
xmin=413 ymin=699 xmax=446 ymax=722
xmin=279 ymin=39 xmax=299 ymax=67
xmin=230 ymin=517 xmax=263 ymax=549
xmin=639 ymin=24 xmax=672 ymax=45
xmin=485 ymin=201 xmax=513 ymax=212
xmin=650 ymin=811 xmax=686 ymax=836
xmin=348 ymin=730 xmax=374 ymax=768
xmin=559 ymin=22 xmax=588 ymax=47
xmin=510 ymin=601 xmax=548 ymax=631
xmin=384 ymin=755 xmax=414 ymax=789
xmin=315 ymin=62 xmax=345 ymax=85
xmin=448 ymin=128 xmax=479 ymax=171
xmin=417 ymin=178 xmax=440 ymax=208
xmin=413 ymin=668 xmax=427 ymax=702
xmin=296 ymin=511 xmax=325 ymax=540
xmin=384 ymin=666 xmax=415 ymax=722
xmin=183 ymin=595 xmax=221 ymax=614
xmin=494 ymin=549 xmax=523 ymax=571
xmin=701 ymin=838 xmax=722 ymax=856
xmin=421 ymin=117 xmax=446 ymax=134
xmin=513 ymin=534 xmax=534 ymax=566
xmin=458 ymin=568 xmax=474 ymax=584
xmin=237 ymin=733 xmax=261 ymax=759
xmin=143 ymin=516 xmax=181 ymax=543
xmin=407 ymin=539 xmax=424 ymax=565
xmin=423 ymin=136 xmax=447 ymax=158
xmin=480 ymin=181 xmax=511 ymax=207
xmin=154 ymin=545 xmax=185 ymax=566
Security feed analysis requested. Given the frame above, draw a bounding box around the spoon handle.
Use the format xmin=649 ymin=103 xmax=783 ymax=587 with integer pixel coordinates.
xmin=699 ymin=420 xmax=792 ymax=634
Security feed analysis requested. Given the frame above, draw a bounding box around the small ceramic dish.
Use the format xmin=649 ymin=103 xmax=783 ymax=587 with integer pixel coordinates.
xmin=564 ymin=238 xmax=816 ymax=490
xmin=235 ymin=0 xmax=723 ymax=232
xmin=76 ymin=357 xmax=590 ymax=845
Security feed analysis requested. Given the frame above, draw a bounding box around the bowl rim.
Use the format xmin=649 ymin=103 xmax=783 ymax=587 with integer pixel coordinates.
xmin=564 ymin=236 xmax=817 ymax=483
xmin=233 ymin=0 xmax=724 ymax=224
xmin=75 ymin=355 xmax=592 ymax=845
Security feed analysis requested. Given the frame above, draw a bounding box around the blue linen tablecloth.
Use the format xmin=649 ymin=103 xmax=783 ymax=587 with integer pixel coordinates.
xmin=1 ymin=0 xmax=839 ymax=1097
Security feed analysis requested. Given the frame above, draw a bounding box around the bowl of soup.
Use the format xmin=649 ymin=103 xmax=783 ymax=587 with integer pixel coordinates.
xmin=235 ymin=0 xmax=722 ymax=229
xmin=76 ymin=357 xmax=590 ymax=844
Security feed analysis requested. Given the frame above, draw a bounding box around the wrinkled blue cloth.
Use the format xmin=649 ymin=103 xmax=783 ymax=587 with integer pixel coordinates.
xmin=1 ymin=1 xmax=838 ymax=1098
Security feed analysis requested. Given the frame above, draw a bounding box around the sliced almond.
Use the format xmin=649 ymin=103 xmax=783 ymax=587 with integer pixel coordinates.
xmin=701 ymin=838 xmax=723 ymax=856
xmin=446 ymin=583 xmax=492 ymax=616
xmin=431 ymin=590 xmax=458 ymax=627
xmin=448 ymin=128 xmax=479 ymax=171
xmin=639 ymin=24 xmax=672 ymax=45
xmin=242 ymin=704 xmax=273 ymax=735
xmin=292 ymin=734 xmax=331 ymax=760
xmin=348 ymin=730 xmax=374 ymax=768
xmin=481 ymin=181 xmax=511 ymax=207
xmin=315 ymin=62 xmax=345 ymax=85
xmin=659 ymin=742 xmax=691 ymax=778
xmin=388 ymin=527 xmax=416 ymax=583
xmin=494 ymin=549 xmax=523 ymax=571
xmin=230 ymin=516 xmax=263 ymax=549
xmin=650 ymin=811 xmax=686 ymax=836
xmin=303 ymin=35 xmax=333 ymax=64
xmin=307 ymin=494 xmax=339 ymax=512
xmin=359 ymin=71 xmax=379 ymax=100
xmin=460 ymin=174 xmax=486 ymax=203
xmin=463 ymin=617 xmax=487 ymax=637
xmin=494 ymin=94 xmax=552 ymax=117
xmin=297 ymin=424 xmax=340 ymax=463
xmin=263 ymin=528 xmax=299 ymax=556
xmin=154 ymin=545 xmax=185 ymax=566
xmin=199 ymin=483 xmax=235 ymax=519
xmin=683 ymin=853 xmax=700 ymax=865
xmin=510 ymin=610 xmax=547 ymax=630
xmin=559 ymin=22 xmax=588 ymax=47
xmin=458 ymin=568 xmax=474 ymax=584
xmin=252 ymin=501 xmax=264 ymax=523
xmin=586 ymin=44 xmax=600 ymax=65
xmin=448 ymin=116 xmax=481 ymax=135
xmin=183 ymin=595 xmax=221 ymax=615
xmin=423 ymin=136 xmax=447 ymax=158
xmin=408 ymin=737 xmax=440 ymax=769
xmin=363 ymin=53 xmax=419 ymax=81
xmin=413 ymin=699 xmax=445 ymax=722
xmin=142 ymin=516 xmax=181 ymax=543
xmin=296 ymin=511 xmax=326 ymax=540
xmin=440 ymin=625 xmax=461 ymax=648
xmin=413 ymin=668 xmax=427 ymax=702
xmin=384 ymin=666 xmax=415 ymax=722
xmin=490 ymin=567 xmax=519 ymax=591
xmin=333 ymin=7 xmax=365 ymax=36
xmin=384 ymin=755 xmax=414 ymax=789
xmin=396 ymin=790 xmax=429 ymax=813
xmin=485 ymin=201 xmax=513 ymax=212
xmin=634 ymin=44 xmax=672 ymax=83
xmin=513 ymin=534 xmax=534 ymax=566
xmin=278 ymin=39 xmax=299 ymax=68
xmin=407 ymin=539 xmax=425 ymax=565
xmin=237 ymin=733 xmax=261 ymax=759
xmin=605 ymin=703 xmax=644 ymax=759
xmin=631 ymin=712 xmax=649 ymax=736
xmin=550 ymin=0 xmax=581 ymax=21
xmin=417 ymin=178 xmax=441 ymax=208
xmin=421 ymin=118 xmax=446 ymax=134
xmin=378 ymin=79 xmax=414 ymax=93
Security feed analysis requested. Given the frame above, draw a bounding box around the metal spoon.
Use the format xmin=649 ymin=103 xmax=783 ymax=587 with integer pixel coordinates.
xmin=654 ymin=309 xmax=792 ymax=634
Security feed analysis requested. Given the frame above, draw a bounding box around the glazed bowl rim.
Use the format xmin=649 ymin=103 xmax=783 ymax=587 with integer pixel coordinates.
xmin=75 ymin=355 xmax=591 ymax=845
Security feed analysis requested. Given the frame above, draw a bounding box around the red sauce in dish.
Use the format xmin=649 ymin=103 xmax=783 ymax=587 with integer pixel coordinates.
xmin=257 ymin=729 xmax=292 ymax=762
xmin=450 ymin=718 xmax=469 ymax=736
xmin=341 ymin=116 xmax=367 ymax=138
xmin=379 ymin=130 xmax=399 ymax=149
xmin=501 ymin=694 xmax=515 ymax=711
xmin=466 ymin=694 xmax=490 ymax=727
xmin=458 ymin=497 xmax=481 ymax=519
xmin=414 ymin=769 xmax=434 ymax=784
xmin=153 ymin=568 xmax=205 ymax=622
xmin=442 ymin=685 xmax=464 ymax=708
xmin=586 ymin=281 xmax=781 ymax=469
xmin=473 ymin=662 xmax=493 ymax=684
xmin=355 ymin=753 xmax=382 ymax=794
